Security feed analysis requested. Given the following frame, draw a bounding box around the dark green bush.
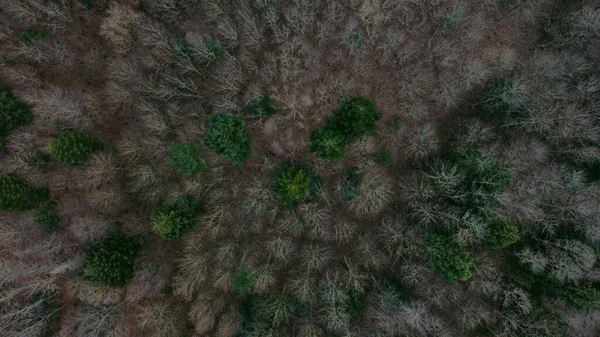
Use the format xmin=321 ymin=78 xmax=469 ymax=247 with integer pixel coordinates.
xmin=83 ymin=234 xmax=140 ymax=288
xmin=173 ymin=36 xmax=195 ymax=60
xmin=246 ymin=96 xmax=276 ymax=117
xmin=48 ymin=131 xmax=104 ymax=165
xmin=24 ymin=152 xmax=52 ymax=170
xmin=329 ymin=96 xmax=381 ymax=141
xmin=374 ymin=151 xmax=392 ymax=165
xmin=233 ymin=266 xmax=257 ymax=295
xmin=239 ymin=293 xmax=295 ymax=336
xmin=273 ymin=162 xmax=321 ymax=208
xmin=388 ymin=117 xmax=405 ymax=134
xmin=444 ymin=148 xmax=512 ymax=207
xmin=343 ymin=30 xmax=364 ymax=50
xmin=32 ymin=200 xmax=60 ymax=231
xmin=204 ymin=114 xmax=253 ymax=166
xmin=309 ymin=96 xmax=381 ymax=160
xmin=0 ymin=174 xmax=49 ymax=211
xmin=558 ymin=281 xmax=600 ymax=312
xmin=20 ymin=28 xmax=44 ymax=44
xmin=486 ymin=218 xmax=520 ymax=248
xmin=337 ymin=166 xmax=363 ymax=202
xmin=481 ymin=80 xmax=529 ymax=117
xmin=0 ymin=81 xmax=33 ymax=149
xmin=151 ymin=197 xmax=203 ymax=240
xmin=425 ymin=231 xmax=474 ymax=282
xmin=201 ymin=39 xmax=224 ymax=65
xmin=347 ymin=289 xmax=367 ymax=321
xmin=308 ymin=127 xmax=347 ymax=160
xmin=500 ymin=0 xmax=521 ymax=10
xmin=169 ymin=143 xmax=208 ymax=177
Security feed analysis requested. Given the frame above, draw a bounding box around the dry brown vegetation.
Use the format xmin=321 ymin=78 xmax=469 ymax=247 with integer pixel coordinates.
xmin=1 ymin=0 xmax=600 ymax=336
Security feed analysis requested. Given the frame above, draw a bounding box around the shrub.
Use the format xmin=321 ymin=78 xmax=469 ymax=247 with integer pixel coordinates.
xmin=48 ymin=131 xmax=104 ymax=165
xmin=388 ymin=117 xmax=405 ymax=134
xmin=20 ymin=28 xmax=44 ymax=44
xmin=500 ymin=0 xmax=521 ymax=10
xmin=24 ymin=152 xmax=52 ymax=170
xmin=169 ymin=143 xmax=208 ymax=177
xmin=343 ymin=30 xmax=364 ymax=51
xmin=309 ymin=127 xmax=347 ymax=160
xmin=329 ymin=96 xmax=381 ymax=141
xmin=233 ymin=266 xmax=257 ymax=295
xmin=246 ymin=96 xmax=276 ymax=117
xmin=441 ymin=3 xmax=466 ymax=29
xmin=31 ymin=200 xmax=60 ymax=231
xmin=151 ymin=197 xmax=203 ymax=240
xmin=204 ymin=114 xmax=253 ymax=166
xmin=0 ymin=81 xmax=33 ymax=149
xmin=239 ymin=293 xmax=294 ymax=335
xmin=444 ymin=148 xmax=512 ymax=207
xmin=374 ymin=151 xmax=392 ymax=165
xmin=309 ymin=96 xmax=381 ymax=160
xmin=83 ymin=234 xmax=140 ymax=288
xmin=273 ymin=162 xmax=320 ymax=208
xmin=0 ymin=174 xmax=49 ymax=211
xmin=337 ymin=167 xmax=363 ymax=202
xmin=200 ymin=39 xmax=225 ymax=65
xmin=425 ymin=231 xmax=474 ymax=282
xmin=558 ymin=281 xmax=600 ymax=312
xmin=481 ymin=80 xmax=528 ymax=117
xmin=486 ymin=218 xmax=520 ymax=248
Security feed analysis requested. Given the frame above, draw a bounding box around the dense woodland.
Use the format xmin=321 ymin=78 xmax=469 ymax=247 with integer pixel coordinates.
xmin=1 ymin=0 xmax=600 ymax=336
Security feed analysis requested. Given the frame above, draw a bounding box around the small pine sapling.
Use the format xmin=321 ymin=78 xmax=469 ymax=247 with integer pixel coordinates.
xmin=151 ymin=197 xmax=203 ymax=240
xmin=246 ymin=96 xmax=276 ymax=117
xmin=329 ymin=96 xmax=382 ymax=142
xmin=169 ymin=143 xmax=208 ymax=177
xmin=273 ymin=162 xmax=321 ymax=208
xmin=48 ymin=130 xmax=104 ymax=165
xmin=308 ymin=127 xmax=347 ymax=160
xmin=337 ymin=166 xmax=363 ymax=202
xmin=233 ymin=266 xmax=257 ymax=295
xmin=0 ymin=81 xmax=33 ymax=149
xmin=0 ymin=174 xmax=49 ymax=211
xmin=425 ymin=231 xmax=475 ymax=282
xmin=31 ymin=200 xmax=60 ymax=231
xmin=486 ymin=218 xmax=520 ymax=248
xmin=374 ymin=151 xmax=392 ymax=165
xmin=204 ymin=114 xmax=253 ymax=166
xmin=83 ymin=234 xmax=140 ymax=288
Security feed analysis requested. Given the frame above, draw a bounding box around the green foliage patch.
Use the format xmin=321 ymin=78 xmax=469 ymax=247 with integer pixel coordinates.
xmin=20 ymin=28 xmax=44 ymax=44
xmin=233 ymin=266 xmax=258 ymax=295
xmin=425 ymin=231 xmax=475 ymax=282
xmin=169 ymin=143 xmax=208 ymax=177
xmin=337 ymin=166 xmax=363 ymax=202
xmin=0 ymin=81 xmax=32 ymax=149
xmin=486 ymin=218 xmax=520 ymax=248
xmin=481 ymin=80 xmax=529 ymax=117
xmin=309 ymin=96 xmax=381 ymax=160
xmin=48 ymin=130 xmax=104 ymax=165
xmin=32 ymin=200 xmax=60 ymax=231
xmin=83 ymin=234 xmax=140 ymax=288
xmin=151 ymin=197 xmax=203 ymax=240
xmin=204 ymin=114 xmax=253 ymax=166
xmin=374 ymin=151 xmax=392 ymax=165
xmin=0 ymin=174 xmax=49 ymax=211
xmin=273 ymin=162 xmax=321 ymax=208
xmin=309 ymin=127 xmax=347 ymax=160
xmin=246 ymin=96 xmax=276 ymax=117
xmin=444 ymin=148 xmax=512 ymax=207
xmin=329 ymin=96 xmax=382 ymax=141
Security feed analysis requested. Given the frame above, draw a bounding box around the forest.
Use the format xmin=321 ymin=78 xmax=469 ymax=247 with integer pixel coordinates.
xmin=1 ymin=0 xmax=600 ymax=336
